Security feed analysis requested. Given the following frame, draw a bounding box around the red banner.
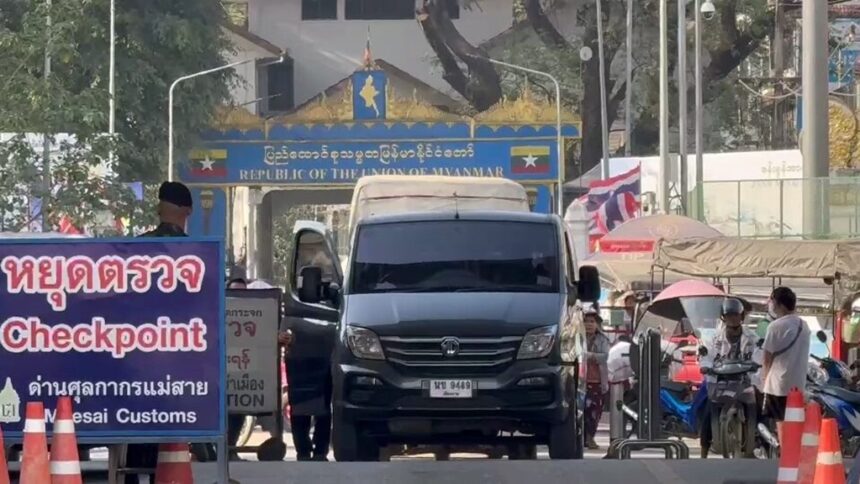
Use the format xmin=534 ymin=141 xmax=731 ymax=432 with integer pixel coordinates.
xmin=597 ymin=239 xmax=655 ymax=253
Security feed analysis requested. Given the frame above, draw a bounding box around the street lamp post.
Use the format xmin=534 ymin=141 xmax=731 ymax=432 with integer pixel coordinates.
xmin=677 ymin=0 xmax=688 ymax=214
xmin=596 ymin=0 xmax=612 ymax=181
xmin=167 ymin=55 xmax=284 ymax=181
xmin=475 ymin=56 xmax=566 ymax=216
xmin=694 ymin=0 xmax=703 ymax=220
xmin=694 ymin=0 xmax=713 ymax=221
xmin=109 ymin=0 xmax=115 ymax=164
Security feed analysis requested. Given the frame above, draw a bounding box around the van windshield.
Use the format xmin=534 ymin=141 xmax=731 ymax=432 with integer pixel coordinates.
xmin=351 ymin=220 xmax=560 ymax=294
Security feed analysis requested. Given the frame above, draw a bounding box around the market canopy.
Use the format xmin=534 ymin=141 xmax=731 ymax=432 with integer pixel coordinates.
xmin=652 ymin=237 xmax=860 ymax=309
xmin=653 ymin=238 xmax=860 ymax=280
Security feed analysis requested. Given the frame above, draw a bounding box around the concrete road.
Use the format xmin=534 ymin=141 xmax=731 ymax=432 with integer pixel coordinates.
xmin=9 ymin=420 xmax=729 ymax=483
xmin=31 ymin=460 xmax=776 ymax=484
xmin=224 ymin=419 xmax=702 ymax=461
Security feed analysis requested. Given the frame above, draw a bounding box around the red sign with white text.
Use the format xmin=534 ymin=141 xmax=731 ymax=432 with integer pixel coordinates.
xmin=597 ymin=239 xmax=655 ymax=253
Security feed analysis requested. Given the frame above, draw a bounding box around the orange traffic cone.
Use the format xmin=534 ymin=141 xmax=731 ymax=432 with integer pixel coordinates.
xmin=20 ymin=402 xmax=50 ymax=484
xmin=778 ymin=388 xmax=806 ymax=484
xmin=813 ymin=418 xmax=846 ymax=484
xmin=154 ymin=443 xmax=193 ymax=484
xmin=798 ymin=401 xmax=822 ymax=484
xmin=0 ymin=424 xmax=9 ymax=484
xmin=49 ymin=396 xmax=81 ymax=484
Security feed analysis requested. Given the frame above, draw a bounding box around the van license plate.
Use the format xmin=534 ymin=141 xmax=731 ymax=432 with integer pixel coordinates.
xmin=429 ymin=380 xmax=473 ymax=398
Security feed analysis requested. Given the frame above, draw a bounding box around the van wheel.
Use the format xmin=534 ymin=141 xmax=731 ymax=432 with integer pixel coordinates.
xmin=332 ymin=413 xmax=378 ymax=462
xmin=548 ymin=397 xmax=584 ymax=459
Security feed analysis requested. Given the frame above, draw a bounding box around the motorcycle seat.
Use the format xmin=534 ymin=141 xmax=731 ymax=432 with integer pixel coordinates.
xmin=661 ymin=380 xmax=690 ymax=394
xmin=818 ymin=385 xmax=860 ymax=405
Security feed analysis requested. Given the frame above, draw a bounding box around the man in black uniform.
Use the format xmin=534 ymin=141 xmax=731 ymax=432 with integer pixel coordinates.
xmin=124 ymin=181 xmax=192 ymax=484
xmin=140 ymin=181 xmax=192 ymax=238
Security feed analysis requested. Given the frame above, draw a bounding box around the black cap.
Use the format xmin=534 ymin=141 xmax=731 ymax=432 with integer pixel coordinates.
xmin=158 ymin=181 xmax=193 ymax=208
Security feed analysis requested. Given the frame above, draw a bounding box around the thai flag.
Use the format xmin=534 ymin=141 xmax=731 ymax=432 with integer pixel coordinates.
xmin=585 ymin=165 xmax=641 ymax=238
xmin=58 ymin=215 xmax=81 ymax=235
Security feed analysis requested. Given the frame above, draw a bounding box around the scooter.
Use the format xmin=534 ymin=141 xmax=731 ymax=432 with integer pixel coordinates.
xmin=620 ymin=351 xmax=710 ymax=442
xmin=806 ymin=331 xmax=860 ymax=457
xmin=700 ymin=347 xmax=760 ymax=458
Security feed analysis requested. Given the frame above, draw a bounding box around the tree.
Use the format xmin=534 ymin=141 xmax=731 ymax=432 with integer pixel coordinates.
xmin=0 ymin=0 xmax=232 ymax=231
xmin=418 ymin=0 xmax=774 ymax=177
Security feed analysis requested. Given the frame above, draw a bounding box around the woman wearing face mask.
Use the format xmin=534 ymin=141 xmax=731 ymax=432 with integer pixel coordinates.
xmin=583 ymin=307 xmax=611 ymax=450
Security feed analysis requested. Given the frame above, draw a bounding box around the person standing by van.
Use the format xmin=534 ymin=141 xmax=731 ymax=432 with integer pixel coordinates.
xmin=762 ymin=287 xmax=810 ymax=422
xmin=583 ymin=307 xmax=610 ymax=450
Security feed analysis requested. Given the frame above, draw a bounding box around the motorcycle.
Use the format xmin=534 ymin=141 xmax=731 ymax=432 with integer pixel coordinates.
xmin=806 ymin=331 xmax=860 ymax=457
xmin=620 ymin=349 xmax=710 ymax=442
xmin=700 ymin=346 xmax=760 ymax=458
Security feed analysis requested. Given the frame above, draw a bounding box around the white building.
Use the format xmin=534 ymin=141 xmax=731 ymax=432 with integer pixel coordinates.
xmin=223 ymin=0 xmax=517 ymax=113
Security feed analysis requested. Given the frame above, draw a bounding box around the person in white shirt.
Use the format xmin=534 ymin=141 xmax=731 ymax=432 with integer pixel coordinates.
xmin=762 ymin=287 xmax=810 ymax=421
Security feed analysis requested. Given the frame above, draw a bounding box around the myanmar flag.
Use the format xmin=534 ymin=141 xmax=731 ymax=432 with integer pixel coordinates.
xmin=510 ymin=146 xmax=550 ymax=174
xmin=188 ymin=149 xmax=227 ymax=177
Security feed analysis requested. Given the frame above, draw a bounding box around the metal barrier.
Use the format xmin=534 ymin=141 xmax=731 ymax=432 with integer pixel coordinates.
xmin=609 ymin=329 xmax=689 ymax=460
xmin=696 ymin=176 xmax=860 ymax=239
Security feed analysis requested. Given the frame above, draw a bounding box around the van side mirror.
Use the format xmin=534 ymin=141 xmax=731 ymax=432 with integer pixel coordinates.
xmin=298 ymin=266 xmax=323 ymax=303
xmin=698 ymin=346 xmax=708 ymax=357
xmin=577 ymin=265 xmax=600 ymax=303
xmin=816 ymin=330 xmax=827 ymax=343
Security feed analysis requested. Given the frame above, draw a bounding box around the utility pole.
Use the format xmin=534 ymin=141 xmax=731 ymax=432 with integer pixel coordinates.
xmin=678 ymin=0 xmax=688 ymax=214
xmin=659 ymin=0 xmax=670 ymax=213
xmin=42 ymin=0 xmax=52 ymax=232
xmin=624 ymin=0 xmax=634 ymax=156
xmin=801 ymin=0 xmax=830 ymax=237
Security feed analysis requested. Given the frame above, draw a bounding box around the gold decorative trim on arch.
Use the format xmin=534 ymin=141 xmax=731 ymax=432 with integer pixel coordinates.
xmin=385 ymin=86 xmax=463 ymax=123
xmin=211 ymin=105 xmax=267 ymax=131
xmin=274 ymin=83 xmax=355 ymax=124
xmin=210 ymin=77 xmax=581 ymax=131
xmin=473 ymin=85 xmax=580 ymax=126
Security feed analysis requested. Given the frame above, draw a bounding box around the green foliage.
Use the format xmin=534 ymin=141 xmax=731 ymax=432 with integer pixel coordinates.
xmin=479 ymin=0 xmax=777 ymax=156
xmin=0 ymin=0 xmax=232 ymax=233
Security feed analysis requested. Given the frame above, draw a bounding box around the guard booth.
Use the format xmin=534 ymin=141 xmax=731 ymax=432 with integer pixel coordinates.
xmin=178 ymin=62 xmax=580 ymax=282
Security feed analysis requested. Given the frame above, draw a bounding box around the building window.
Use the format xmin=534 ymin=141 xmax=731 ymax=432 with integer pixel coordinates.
xmin=345 ymin=0 xmax=411 ymax=20
xmin=259 ymin=59 xmax=294 ymax=114
xmin=345 ymin=0 xmax=459 ymax=20
xmin=302 ymin=0 xmax=337 ymax=20
xmin=222 ymin=1 xmax=249 ymax=29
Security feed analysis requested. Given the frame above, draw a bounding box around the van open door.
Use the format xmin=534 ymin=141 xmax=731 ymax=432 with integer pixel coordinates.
xmin=284 ymin=221 xmax=344 ymax=322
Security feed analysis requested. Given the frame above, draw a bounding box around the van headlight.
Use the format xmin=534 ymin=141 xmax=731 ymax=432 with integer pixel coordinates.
xmin=517 ymin=325 xmax=557 ymax=360
xmin=346 ymin=326 xmax=385 ymax=360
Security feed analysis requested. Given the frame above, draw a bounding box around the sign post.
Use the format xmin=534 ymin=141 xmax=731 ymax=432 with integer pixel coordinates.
xmin=0 ymin=238 xmax=226 ymax=481
xmin=226 ymin=288 xmax=285 ymax=460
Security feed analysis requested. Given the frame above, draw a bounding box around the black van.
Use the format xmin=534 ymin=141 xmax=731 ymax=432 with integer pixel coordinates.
xmin=285 ymin=211 xmax=600 ymax=461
